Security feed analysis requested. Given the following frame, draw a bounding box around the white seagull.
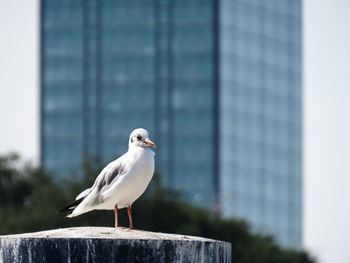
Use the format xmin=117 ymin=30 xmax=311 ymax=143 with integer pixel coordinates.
xmin=58 ymin=128 xmax=156 ymax=229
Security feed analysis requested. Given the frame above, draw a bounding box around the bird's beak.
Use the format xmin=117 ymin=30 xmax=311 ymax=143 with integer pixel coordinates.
xmin=145 ymin=139 xmax=157 ymax=148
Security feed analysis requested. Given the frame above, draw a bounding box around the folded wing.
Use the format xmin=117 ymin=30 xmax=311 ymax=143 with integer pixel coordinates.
xmin=58 ymin=155 xmax=128 ymax=216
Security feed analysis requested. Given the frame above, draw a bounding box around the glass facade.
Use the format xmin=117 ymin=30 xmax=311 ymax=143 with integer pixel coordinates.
xmin=219 ymin=0 xmax=302 ymax=248
xmin=41 ymin=0 xmax=216 ymax=207
xmin=41 ymin=0 xmax=302 ymax=248
xmin=41 ymin=1 xmax=85 ymax=176
xmin=171 ymin=0 xmax=216 ymax=206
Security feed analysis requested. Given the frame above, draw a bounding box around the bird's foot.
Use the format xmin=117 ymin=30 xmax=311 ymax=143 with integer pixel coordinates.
xmin=115 ymin=226 xmax=129 ymax=229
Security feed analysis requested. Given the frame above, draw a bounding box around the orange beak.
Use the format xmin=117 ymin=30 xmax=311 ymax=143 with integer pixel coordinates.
xmin=145 ymin=139 xmax=157 ymax=148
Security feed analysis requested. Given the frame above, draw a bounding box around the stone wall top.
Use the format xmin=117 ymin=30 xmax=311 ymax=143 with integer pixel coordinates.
xmin=1 ymin=227 xmax=221 ymax=242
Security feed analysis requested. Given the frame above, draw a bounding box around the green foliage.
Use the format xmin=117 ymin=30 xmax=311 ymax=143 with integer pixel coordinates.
xmin=0 ymin=154 xmax=315 ymax=263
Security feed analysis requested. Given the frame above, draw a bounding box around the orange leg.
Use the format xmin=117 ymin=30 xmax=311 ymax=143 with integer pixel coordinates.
xmin=114 ymin=204 xmax=119 ymax=228
xmin=127 ymin=205 xmax=134 ymax=229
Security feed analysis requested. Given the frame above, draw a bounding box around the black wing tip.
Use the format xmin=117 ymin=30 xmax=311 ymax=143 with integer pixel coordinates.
xmin=57 ymin=205 xmax=73 ymax=214
xmin=57 ymin=207 xmax=72 ymax=213
xmin=57 ymin=197 xmax=84 ymax=214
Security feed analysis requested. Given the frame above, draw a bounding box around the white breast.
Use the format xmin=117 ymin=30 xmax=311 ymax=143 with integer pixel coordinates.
xmin=101 ymin=148 xmax=155 ymax=209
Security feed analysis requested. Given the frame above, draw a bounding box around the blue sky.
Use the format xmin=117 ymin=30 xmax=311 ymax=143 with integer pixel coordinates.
xmin=0 ymin=1 xmax=350 ymax=262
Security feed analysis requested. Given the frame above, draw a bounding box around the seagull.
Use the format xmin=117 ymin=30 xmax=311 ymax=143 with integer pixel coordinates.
xmin=58 ymin=128 xmax=156 ymax=229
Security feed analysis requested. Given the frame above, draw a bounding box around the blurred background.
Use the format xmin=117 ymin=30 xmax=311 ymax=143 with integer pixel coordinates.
xmin=0 ymin=0 xmax=349 ymax=262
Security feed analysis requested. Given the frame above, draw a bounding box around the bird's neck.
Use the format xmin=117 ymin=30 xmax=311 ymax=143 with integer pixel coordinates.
xmin=128 ymin=144 xmax=147 ymax=152
xmin=128 ymin=145 xmax=155 ymax=156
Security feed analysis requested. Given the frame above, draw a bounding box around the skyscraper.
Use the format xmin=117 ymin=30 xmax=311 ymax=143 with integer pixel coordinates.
xmin=41 ymin=0 xmax=302 ymax=248
xmin=219 ymin=0 xmax=302 ymax=248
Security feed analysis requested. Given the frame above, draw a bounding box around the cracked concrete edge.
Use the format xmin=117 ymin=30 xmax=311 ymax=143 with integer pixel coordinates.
xmin=0 ymin=227 xmax=229 ymax=244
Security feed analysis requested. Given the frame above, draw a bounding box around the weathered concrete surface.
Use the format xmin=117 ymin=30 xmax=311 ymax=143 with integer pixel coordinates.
xmin=0 ymin=227 xmax=231 ymax=263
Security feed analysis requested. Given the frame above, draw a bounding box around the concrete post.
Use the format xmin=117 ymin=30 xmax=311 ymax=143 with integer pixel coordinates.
xmin=0 ymin=227 xmax=231 ymax=262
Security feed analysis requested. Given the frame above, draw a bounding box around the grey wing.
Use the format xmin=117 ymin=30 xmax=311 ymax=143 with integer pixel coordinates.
xmin=91 ymin=157 xmax=127 ymax=194
xmin=75 ymin=188 xmax=91 ymax=200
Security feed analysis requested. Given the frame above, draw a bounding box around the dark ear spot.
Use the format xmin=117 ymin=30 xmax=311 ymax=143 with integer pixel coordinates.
xmin=130 ymin=137 xmax=134 ymax=143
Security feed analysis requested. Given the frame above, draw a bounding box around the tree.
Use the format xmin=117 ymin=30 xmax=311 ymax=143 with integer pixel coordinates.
xmin=0 ymin=154 xmax=315 ymax=262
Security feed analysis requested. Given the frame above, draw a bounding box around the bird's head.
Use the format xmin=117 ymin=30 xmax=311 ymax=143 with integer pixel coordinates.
xmin=129 ymin=128 xmax=157 ymax=150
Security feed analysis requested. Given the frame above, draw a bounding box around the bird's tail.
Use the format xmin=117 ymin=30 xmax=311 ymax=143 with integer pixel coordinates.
xmin=66 ymin=213 xmax=78 ymax=218
xmin=57 ymin=197 xmax=84 ymax=214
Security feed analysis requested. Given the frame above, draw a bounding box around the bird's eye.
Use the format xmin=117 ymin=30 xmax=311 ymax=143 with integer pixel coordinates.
xmin=137 ymin=135 xmax=142 ymax=141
